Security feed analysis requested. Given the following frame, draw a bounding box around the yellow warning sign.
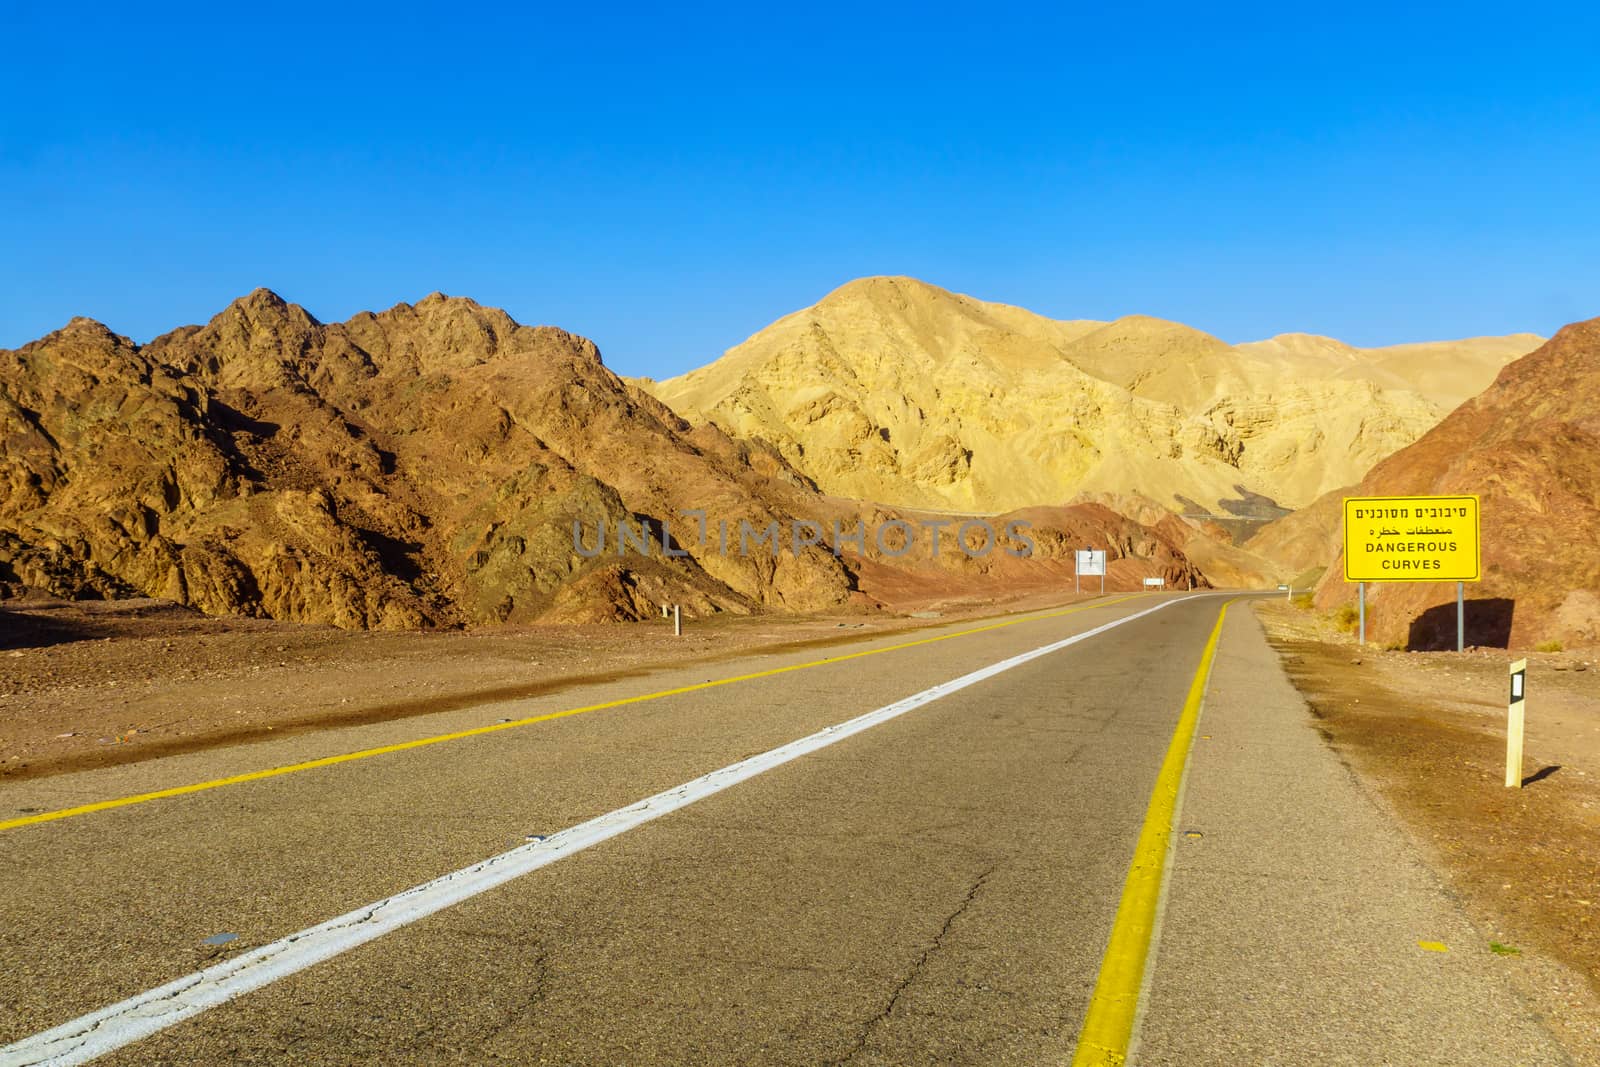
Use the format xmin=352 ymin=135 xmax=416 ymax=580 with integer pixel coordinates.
xmin=1343 ymin=495 xmax=1480 ymax=582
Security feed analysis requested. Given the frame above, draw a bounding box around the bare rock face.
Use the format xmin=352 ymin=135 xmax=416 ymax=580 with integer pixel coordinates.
xmin=0 ymin=292 xmax=859 ymax=627
xmin=1311 ymin=317 xmax=1600 ymax=649
xmin=645 ymin=276 xmax=1540 ymax=521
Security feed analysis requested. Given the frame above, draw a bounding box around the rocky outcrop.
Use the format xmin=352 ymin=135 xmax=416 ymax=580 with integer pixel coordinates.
xmin=0 ymin=292 xmax=858 ymax=627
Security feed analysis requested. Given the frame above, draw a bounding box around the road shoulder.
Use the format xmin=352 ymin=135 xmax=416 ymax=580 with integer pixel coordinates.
xmin=1136 ymin=603 xmax=1581 ymax=1065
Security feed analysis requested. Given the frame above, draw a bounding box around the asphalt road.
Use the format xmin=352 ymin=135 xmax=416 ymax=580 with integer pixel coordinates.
xmin=0 ymin=594 xmax=1574 ymax=1065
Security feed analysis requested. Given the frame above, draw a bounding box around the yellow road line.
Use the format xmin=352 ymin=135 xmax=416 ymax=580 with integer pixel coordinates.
xmin=1 ymin=595 xmax=1146 ymax=834
xmin=1070 ymin=599 xmax=1234 ymax=1067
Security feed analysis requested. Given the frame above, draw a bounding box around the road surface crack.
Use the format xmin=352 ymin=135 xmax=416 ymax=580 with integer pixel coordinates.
xmin=830 ymin=864 xmax=995 ymax=1065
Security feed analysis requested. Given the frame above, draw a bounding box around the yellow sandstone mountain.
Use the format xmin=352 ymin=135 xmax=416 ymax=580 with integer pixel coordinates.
xmin=646 ymin=277 xmax=1541 ymax=523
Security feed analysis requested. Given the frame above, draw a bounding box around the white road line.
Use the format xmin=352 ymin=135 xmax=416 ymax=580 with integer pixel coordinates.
xmin=1 ymin=595 xmax=1198 ymax=1067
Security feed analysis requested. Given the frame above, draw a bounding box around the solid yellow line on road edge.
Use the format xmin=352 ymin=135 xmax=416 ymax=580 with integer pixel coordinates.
xmin=1070 ymin=598 xmax=1234 ymax=1067
xmin=1 ymin=595 xmax=1145 ymax=834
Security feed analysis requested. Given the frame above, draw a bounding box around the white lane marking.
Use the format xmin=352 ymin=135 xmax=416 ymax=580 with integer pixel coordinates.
xmin=1 ymin=596 xmax=1197 ymax=1067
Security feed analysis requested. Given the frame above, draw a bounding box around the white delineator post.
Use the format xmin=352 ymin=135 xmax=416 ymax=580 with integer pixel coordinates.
xmin=1506 ymin=658 xmax=1527 ymax=788
xmin=673 ymin=604 xmax=682 ymax=637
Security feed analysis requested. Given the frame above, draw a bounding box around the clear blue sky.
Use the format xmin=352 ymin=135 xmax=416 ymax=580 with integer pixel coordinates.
xmin=4 ymin=2 xmax=1598 ymax=377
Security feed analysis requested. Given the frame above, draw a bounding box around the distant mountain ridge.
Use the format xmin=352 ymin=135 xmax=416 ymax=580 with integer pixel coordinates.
xmin=0 ymin=289 xmax=1208 ymax=628
xmin=645 ymin=276 xmax=1542 ymax=519
xmin=1235 ymin=331 xmax=1545 ymax=407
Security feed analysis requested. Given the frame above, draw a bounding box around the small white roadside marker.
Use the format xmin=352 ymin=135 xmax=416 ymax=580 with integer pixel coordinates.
xmin=1507 ymin=658 xmax=1527 ymax=789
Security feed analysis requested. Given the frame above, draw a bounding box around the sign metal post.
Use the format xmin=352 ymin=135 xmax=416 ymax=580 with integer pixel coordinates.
xmin=1076 ymin=548 xmax=1106 ymax=596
